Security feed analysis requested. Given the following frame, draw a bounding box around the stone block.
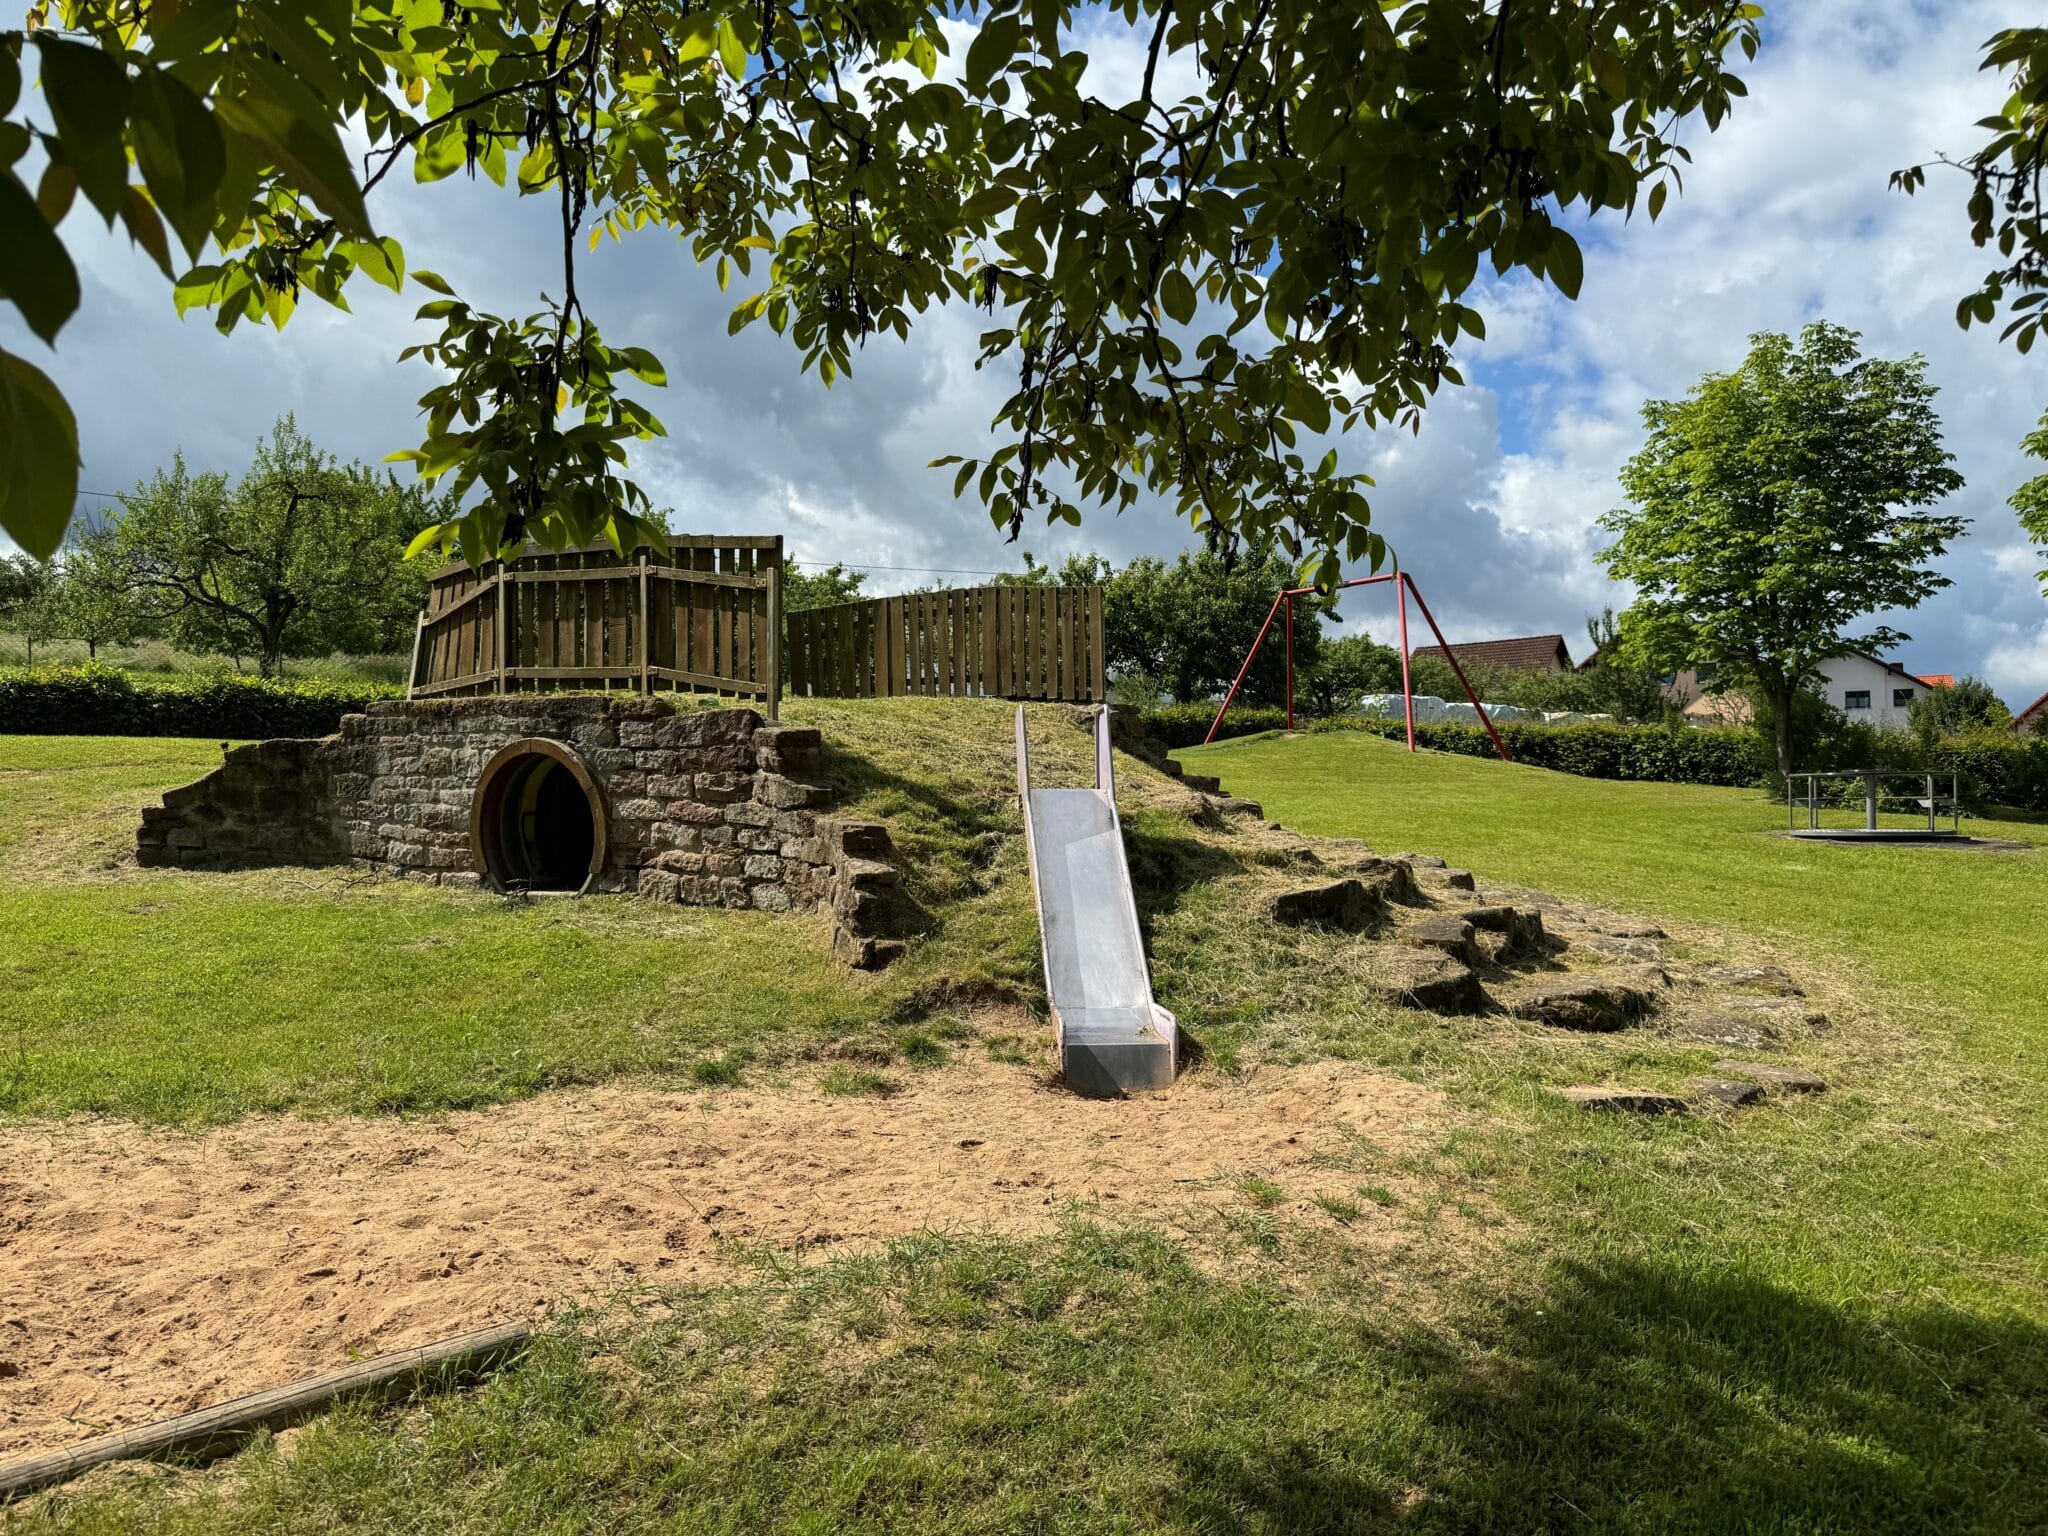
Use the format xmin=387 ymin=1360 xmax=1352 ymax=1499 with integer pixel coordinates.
xmin=1558 ymin=1086 xmax=1687 ymax=1115
xmin=743 ymin=854 xmax=783 ymax=881
xmin=750 ymin=883 xmax=793 ymax=913
xmin=1271 ymin=879 xmax=1381 ymax=932
xmin=755 ymin=773 xmax=832 ymax=810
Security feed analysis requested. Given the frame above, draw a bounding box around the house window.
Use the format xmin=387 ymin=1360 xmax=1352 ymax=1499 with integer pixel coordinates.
xmin=1844 ymin=690 xmax=1871 ymax=710
xmin=1893 ymin=688 xmax=1916 ymax=708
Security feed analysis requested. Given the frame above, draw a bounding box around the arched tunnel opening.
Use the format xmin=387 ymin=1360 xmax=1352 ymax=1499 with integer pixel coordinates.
xmin=471 ymin=741 xmax=606 ymax=894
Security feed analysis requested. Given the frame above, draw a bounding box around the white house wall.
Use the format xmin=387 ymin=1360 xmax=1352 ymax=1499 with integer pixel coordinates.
xmin=1813 ymin=655 xmax=1926 ymax=732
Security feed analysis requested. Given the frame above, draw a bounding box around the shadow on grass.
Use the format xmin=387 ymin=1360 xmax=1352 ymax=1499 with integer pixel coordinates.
xmin=1175 ymin=1256 xmax=2048 ymax=1533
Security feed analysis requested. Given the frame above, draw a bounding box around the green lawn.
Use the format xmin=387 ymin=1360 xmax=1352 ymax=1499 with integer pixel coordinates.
xmin=1180 ymin=728 xmax=2048 ymax=1046
xmin=7 ymin=721 xmax=2048 ymax=1532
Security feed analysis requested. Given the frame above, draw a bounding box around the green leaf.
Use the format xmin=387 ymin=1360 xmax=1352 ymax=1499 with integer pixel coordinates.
xmin=615 ymin=346 xmax=666 ymax=385
xmin=33 ymin=36 xmax=132 ymax=221
xmin=129 ymin=67 xmax=227 ymax=259
xmin=35 ymin=160 xmax=77 ymax=227
xmin=1160 ymin=268 xmax=1197 ymax=325
xmin=412 ymin=269 xmax=457 ymax=296
xmin=0 ymin=171 xmax=81 ymax=344
xmin=404 ymin=523 xmax=448 ymax=559
xmin=1647 ymin=180 xmax=1668 ymax=221
xmin=965 ymin=12 xmax=1020 ymax=93
xmin=1548 ymin=229 xmax=1584 ymax=300
xmin=213 ymin=59 xmax=371 ymax=236
xmin=716 ymin=20 xmax=748 ymax=80
xmin=118 ymin=185 xmax=176 ymax=277
xmin=0 ymin=347 xmax=81 ymax=559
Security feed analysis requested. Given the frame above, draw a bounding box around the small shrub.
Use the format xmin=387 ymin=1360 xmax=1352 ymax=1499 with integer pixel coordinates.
xmin=1239 ymin=1176 xmax=1285 ymax=1209
xmin=1309 ymin=714 xmax=1765 ymax=787
xmin=1314 ymin=1194 xmax=1362 ymax=1225
xmin=819 ymin=1064 xmax=898 ymax=1097
xmin=688 ymin=1053 xmax=747 ymax=1087
xmin=901 ymin=1031 xmax=947 ymax=1067
xmin=1140 ymin=702 xmax=1288 ymax=749
xmin=1359 ymin=1185 xmax=1396 ymax=1207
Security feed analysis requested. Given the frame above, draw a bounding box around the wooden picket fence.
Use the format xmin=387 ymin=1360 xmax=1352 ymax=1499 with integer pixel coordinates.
xmin=784 ymin=586 xmax=1105 ymax=702
xmin=408 ymin=536 xmax=783 ymax=715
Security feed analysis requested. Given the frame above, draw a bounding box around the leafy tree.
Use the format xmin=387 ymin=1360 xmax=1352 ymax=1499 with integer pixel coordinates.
xmin=2 ymin=2 xmax=1760 ymax=573
xmin=1104 ymin=541 xmax=1316 ymax=706
xmin=1599 ymin=322 xmax=1967 ymax=785
xmin=781 ymin=559 xmax=868 ymax=614
xmin=1302 ymin=632 xmax=1401 ymax=717
xmin=41 ymin=521 xmax=151 ymax=658
xmin=1893 ymin=27 xmax=2048 ymax=356
xmin=1910 ymin=675 xmax=2013 ymax=746
xmin=109 ymin=417 xmax=445 ymax=677
xmin=2010 ymin=410 xmax=2048 ymax=595
xmin=0 ymin=552 xmax=62 ymax=664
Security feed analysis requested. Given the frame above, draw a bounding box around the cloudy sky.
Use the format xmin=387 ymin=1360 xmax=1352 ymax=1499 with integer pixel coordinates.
xmin=8 ymin=1 xmax=2048 ymax=705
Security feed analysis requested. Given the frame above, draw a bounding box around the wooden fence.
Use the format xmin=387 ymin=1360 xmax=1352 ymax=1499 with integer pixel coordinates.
xmin=784 ymin=586 xmax=1105 ymax=702
xmin=408 ymin=536 xmax=782 ymax=715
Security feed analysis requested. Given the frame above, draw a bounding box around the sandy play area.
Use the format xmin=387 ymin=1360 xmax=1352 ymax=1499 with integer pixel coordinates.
xmin=0 ymin=1062 xmax=1452 ymax=1458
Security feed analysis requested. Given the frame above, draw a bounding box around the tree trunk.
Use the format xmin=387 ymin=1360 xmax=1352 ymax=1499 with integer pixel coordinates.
xmin=87 ymin=638 xmax=97 ymax=660
xmin=1771 ymin=680 xmax=1796 ymax=798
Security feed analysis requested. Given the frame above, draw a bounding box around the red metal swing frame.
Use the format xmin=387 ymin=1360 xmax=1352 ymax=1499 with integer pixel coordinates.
xmin=1202 ymin=570 xmax=1513 ymax=763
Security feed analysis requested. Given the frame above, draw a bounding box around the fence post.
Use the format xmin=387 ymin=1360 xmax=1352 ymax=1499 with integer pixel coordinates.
xmin=636 ymin=550 xmax=651 ymax=696
xmin=765 ymin=536 xmax=783 ymax=721
xmin=493 ymin=560 xmax=508 ymax=696
xmin=406 ymin=613 xmax=425 ymax=701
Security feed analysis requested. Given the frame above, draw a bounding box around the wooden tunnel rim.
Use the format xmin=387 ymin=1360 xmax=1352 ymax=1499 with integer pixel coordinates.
xmin=468 ymin=737 xmax=609 ymax=895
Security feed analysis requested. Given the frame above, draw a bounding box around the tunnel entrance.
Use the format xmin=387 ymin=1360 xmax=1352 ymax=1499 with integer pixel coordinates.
xmin=470 ymin=739 xmax=607 ymax=894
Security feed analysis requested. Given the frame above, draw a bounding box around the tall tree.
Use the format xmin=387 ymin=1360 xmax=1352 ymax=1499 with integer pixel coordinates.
xmin=2010 ymin=409 xmax=2048 ymax=595
xmin=1104 ymin=541 xmax=1317 ymax=706
xmin=0 ymin=552 xmax=62 ymax=664
xmin=111 ymin=417 xmax=444 ymax=677
xmin=1909 ymin=676 xmax=2012 ymax=745
xmin=44 ymin=521 xmax=150 ymax=658
xmin=2 ymin=3 xmax=1760 ymax=572
xmin=1599 ymin=322 xmax=1966 ymax=785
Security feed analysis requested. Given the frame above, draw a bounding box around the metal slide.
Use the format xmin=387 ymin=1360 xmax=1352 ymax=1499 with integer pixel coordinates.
xmin=1016 ymin=706 xmax=1179 ymax=1096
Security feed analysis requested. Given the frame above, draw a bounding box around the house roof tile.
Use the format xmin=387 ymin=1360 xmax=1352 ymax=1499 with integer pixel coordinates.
xmin=1411 ymin=634 xmax=1573 ymax=671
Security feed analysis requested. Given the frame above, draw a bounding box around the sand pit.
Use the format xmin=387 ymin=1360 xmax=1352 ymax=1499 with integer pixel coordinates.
xmin=0 ymin=1062 xmax=1452 ymax=1458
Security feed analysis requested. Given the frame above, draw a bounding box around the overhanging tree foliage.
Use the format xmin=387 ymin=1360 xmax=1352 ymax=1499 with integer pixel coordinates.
xmin=2010 ymin=409 xmax=2048 ymax=595
xmin=3 ymin=1 xmax=1760 ymax=572
xmin=1599 ymin=322 xmax=1967 ymax=785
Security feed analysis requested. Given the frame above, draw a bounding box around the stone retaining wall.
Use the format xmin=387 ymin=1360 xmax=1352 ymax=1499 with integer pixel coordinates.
xmin=137 ymin=697 xmax=917 ymax=966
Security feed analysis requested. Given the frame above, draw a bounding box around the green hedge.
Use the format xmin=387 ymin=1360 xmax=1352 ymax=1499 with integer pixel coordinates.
xmin=1139 ymin=702 xmax=1290 ymax=749
xmin=0 ymin=664 xmax=399 ymax=739
xmin=1310 ymin=715 xmax=1767 ymax=786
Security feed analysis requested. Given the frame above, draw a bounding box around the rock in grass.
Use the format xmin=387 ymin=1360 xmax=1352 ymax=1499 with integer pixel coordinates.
xmin=1437 ymin=869 xmax=1477 ymax=891
xmin=1510 ymin=974 xmax=1661 ymax=1032
xmin=1395 ymin=852 xmax=1448 ymax=868
xmin=1271 ymin=878 xmax=1383 ymax=932
xmin=1213 ymin=797 xmax=1264 ymax=818
xmin=1403 ymin=913 xmax=1478 ymax=964
xmin=1584 ymin=916 xmax=1667 ymax=940
xmin=1379 ymin=952 xmax=1490 ymax=1015
xmin=1464 ymin=905 xmax=1547 ymax=958
xmin=1559 ymin=1086 xmax=1687 ymax=1115
xmin=1576 ymin=932 xmax=1665 ymax=962
xmin=1688 ymin=1075 xmax=1765 ymax=1108
xmin=1681 ymin=1014 xmax=1779 ymax=1052
xmin=1703 ymin=964 xmax=1804 ymax=997
xmin=1352 ymin=856 xmax=1424 ymax=904
xmin=1713 ymin=1060 xmax=1828 ymax=1094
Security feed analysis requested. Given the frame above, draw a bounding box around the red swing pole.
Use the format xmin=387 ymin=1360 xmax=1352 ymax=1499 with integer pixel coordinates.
xmin=1394 ymin=570 xmax=1417 ymax=752
xmin=1283 ymin=593 xmax=1295 ymax=731
xmin=1402 ymin=571 xmax=1513 ymax=764
xmin=1203 ymin=592 xmax=1286 ymax=745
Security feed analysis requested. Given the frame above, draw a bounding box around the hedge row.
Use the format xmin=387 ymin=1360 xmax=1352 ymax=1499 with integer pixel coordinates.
xmin=0 ymin=665 xmax=400 ymax=739
xmin=1310 ymin=715 xmax=1768 ymax=786
xmin=1138 ymin=702 xmax=1290 ymax=749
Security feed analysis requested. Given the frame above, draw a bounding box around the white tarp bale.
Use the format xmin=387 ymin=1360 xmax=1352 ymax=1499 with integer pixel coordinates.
xmin=1359 ymin=693 xmax=1453 ymax=723
xmin=1542 ymin=710 xmax=1589 ymax=726
xmin=1483 ymin=704 xmax=1533 ymax=723
xmin=1440 ymin=701 xmax=1482 ymax=725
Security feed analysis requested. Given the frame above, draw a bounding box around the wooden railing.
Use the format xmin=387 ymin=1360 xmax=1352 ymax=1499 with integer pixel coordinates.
xmin=784 ymin=586 xmax=1105 ymax=702
xmin=408 ymin=536 xmax=782 ymax=716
